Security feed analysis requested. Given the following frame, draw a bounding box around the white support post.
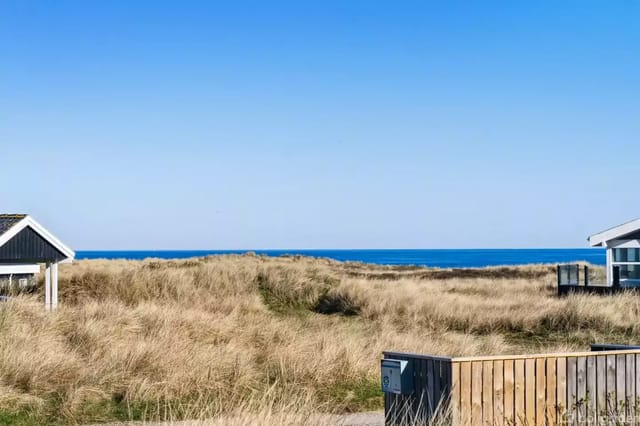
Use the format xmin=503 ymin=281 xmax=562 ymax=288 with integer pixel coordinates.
xmin=606 ymin=245 xmax=613 ymax=287
xmin=45 ymin=262 xmax=51 ymax=310
xmin=51 ymin=262 xmax=58 ymax=310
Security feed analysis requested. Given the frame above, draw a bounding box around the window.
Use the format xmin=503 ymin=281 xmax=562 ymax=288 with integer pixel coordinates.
xmin=619 ymin=265 xmax=640 ymax=281
xmin=613 ymin=248 xmax=640 ymax=283
xmin=614 ymin=248 xmax=640 ymax=262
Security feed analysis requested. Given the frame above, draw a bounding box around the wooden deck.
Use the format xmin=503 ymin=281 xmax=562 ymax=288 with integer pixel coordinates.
xmin=556 ymin=264 xmax=627 ymax=296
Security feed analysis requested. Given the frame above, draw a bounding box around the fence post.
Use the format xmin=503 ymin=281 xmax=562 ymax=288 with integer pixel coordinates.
xmin=613 ymin=265 xmax=620 ymax=289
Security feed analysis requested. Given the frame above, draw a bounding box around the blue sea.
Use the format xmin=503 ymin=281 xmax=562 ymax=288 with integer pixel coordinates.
xmin=76 ymin=249 xmax=606 ymax=268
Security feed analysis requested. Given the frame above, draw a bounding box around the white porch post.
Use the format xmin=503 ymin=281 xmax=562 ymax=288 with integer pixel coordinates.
xmin=607 ymin=249 xmax=612 ymax=286
xmin=45 ymin=262 xmax=51 ymax=310
xmin=51 ymin=262 xmax=58 ymax=310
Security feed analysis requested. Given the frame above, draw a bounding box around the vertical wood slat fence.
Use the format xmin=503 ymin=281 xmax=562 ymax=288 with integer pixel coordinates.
xmin=384 ymin=349 xmax=640 ymax=425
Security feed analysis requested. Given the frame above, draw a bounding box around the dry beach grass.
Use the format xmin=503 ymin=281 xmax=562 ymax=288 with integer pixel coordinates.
xmin=0 ymin=255 xmax=635 ymax=424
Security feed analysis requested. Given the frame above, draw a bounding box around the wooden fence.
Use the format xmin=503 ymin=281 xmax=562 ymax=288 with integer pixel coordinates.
xmin=384 ymin=348 xmax=640 ymax=425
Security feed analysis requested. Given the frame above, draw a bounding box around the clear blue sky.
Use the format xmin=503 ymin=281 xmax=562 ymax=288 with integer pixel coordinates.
xmin=1 ymin=1 xmax=638 ymax=249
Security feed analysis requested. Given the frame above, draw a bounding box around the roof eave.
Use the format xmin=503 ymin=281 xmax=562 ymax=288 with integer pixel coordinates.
xmin=588 ymin=218 xmax=640 ymax=248
xmin=588 ymin=237 xmax=604 ymax=247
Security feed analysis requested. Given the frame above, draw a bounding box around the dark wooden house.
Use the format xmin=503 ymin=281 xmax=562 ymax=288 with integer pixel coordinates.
xmin=0 ymin=214 xmax=74 ymax=309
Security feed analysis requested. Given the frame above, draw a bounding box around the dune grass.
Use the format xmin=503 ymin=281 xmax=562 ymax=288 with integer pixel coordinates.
xmin=0 ymin=255 xmax=635 ymax=424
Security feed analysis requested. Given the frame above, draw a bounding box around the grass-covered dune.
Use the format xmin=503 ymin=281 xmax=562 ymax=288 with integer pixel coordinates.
xmin=0 ymin=255 xmax=635 ymax=424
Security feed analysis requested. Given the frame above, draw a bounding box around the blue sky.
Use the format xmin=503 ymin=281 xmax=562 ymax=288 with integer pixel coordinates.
xmin=1 ymin=1 xmax=639 ymax=249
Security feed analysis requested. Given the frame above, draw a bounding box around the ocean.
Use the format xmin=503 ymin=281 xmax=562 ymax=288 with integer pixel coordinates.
xmin=76 ymin=248 xmax=606 ymax=268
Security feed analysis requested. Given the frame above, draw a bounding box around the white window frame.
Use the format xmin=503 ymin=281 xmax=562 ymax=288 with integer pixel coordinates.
xmin=611 ymin=244 xmax=640 ymax=284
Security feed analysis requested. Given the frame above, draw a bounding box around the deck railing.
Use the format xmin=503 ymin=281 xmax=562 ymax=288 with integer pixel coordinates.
xmin=384 ymin=346 xmax=640 ymax=425
xmin=557 ymin=264 xmax=583 ymax=286
xmin=557 ymin=264 xmax=617 ymax=295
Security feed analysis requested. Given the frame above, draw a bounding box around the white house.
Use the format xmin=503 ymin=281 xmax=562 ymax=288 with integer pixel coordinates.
xmin=589 ymin=218 xmax=640 ymax=286
xmin=0 ymin=214 xmax=74 ymax=309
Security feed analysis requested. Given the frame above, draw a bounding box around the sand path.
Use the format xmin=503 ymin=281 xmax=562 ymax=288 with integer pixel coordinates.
xmin=90 ymin=411 xmax=384 ymax=426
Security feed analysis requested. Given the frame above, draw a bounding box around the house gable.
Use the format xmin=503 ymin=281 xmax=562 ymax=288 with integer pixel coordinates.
xmin=0 ymin=226 xmax=66 ymax=263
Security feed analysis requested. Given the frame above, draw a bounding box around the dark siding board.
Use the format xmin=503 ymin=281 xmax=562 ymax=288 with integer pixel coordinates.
xmin=413 ymin=357 xmax=423 ymax=419
xmin=0 ymin=226 xmax=66 ymax=263
xmin=420 ymin=358 xmax=428 ymax=419
xmin=443 ymin=360 xmax=452 ymax=418
xmin=434 ymin=360 xmax=442 ymax=413
xmin=383 ymin=353 xmax=454 ymax=425
xmin=427 ymin=358 xmax=435 ymax=415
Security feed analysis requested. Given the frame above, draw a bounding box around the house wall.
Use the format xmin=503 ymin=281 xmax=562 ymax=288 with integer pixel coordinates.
xmin=0 ymin=226 xmax=66 ymax=263
xmin=0 ymin=265 xmax=40 ymax=294
xmin=605 ymin=240 xmax=640 ymax=286
xmin=0 ymin=273 xmax=37 ymax=294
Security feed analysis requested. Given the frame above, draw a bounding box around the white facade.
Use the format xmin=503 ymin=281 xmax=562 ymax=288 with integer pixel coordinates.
xmin=589 ymin=219 xmax=640 ymax=286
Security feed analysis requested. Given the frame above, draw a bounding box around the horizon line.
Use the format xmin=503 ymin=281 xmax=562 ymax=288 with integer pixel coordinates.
xmin=75 ymin=247 xmax=602 ymax=252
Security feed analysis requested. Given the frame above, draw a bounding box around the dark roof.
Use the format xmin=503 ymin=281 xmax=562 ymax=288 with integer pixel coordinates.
xmin=0 ymin=214 xmax=27 ymax=237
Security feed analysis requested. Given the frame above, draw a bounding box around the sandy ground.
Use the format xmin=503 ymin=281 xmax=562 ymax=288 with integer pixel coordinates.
xmin=92 ymin=411 xmax=384 ymax=426
xmin=320 ymin=412 xmax=384 ymax=425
